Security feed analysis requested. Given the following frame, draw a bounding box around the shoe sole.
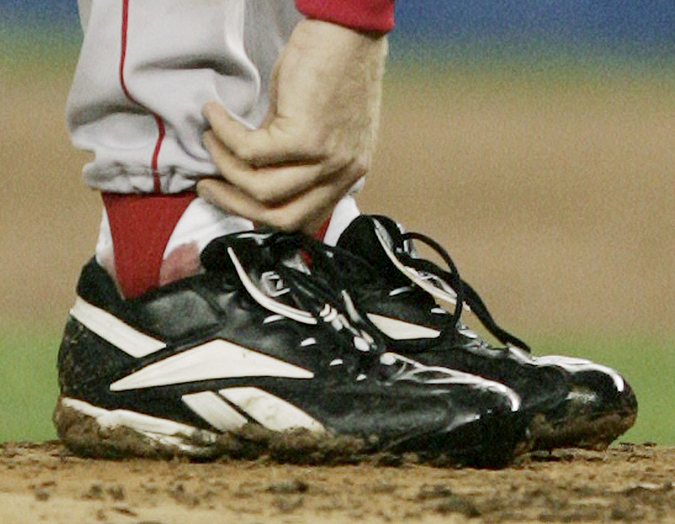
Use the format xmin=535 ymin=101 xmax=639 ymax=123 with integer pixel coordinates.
xmin=54 ymin=396 xmax=227 ymax=459
xmin=529 ymin=406 xmax=638 ymax=451
xmin=54 ymin=396 xmax=524 ymax=466
xmin=53 ymin=396 xmax=380 ymax=462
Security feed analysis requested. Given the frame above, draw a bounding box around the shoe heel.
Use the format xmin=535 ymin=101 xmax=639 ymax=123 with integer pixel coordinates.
xmin=53 ymin=396 xmax=220 ymax=459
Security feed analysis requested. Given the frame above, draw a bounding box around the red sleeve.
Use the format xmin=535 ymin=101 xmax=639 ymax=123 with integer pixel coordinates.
xmin=295 ymin=0 xmax=395 ymax=33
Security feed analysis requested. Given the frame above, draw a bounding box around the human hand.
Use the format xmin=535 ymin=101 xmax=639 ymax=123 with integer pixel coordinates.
xmin=197 ymin=19 xmax=388 ymax=234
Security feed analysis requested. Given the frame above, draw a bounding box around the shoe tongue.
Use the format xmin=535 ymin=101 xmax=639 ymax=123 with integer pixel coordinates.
xmin=202 ymin=232 xmax=336 ymax=328
xmin=336 ymin=215 xmax=411 ymax=286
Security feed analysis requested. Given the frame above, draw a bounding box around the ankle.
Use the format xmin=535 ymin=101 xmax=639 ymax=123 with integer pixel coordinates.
xmin=101 ymin=192 xmax=197 ymax=298
xmin=159 ymin=242 xmax=202 ymax=286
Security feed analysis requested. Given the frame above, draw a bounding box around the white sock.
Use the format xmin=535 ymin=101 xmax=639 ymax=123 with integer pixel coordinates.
xmin=323 ymin=195 xmax=361 ymax=246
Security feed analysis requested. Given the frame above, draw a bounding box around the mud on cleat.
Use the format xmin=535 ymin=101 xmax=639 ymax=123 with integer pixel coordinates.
xmin=54 ymin=228 xmax=531 ymax=467
xmin=331 ymin=215 xmax=637 ymax=451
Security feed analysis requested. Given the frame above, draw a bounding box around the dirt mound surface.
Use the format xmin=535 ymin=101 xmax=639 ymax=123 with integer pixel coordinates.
xmin=1 ymin=442 xmax=674 ymax=523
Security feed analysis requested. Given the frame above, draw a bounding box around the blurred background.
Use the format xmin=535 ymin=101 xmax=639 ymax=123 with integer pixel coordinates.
xmin=1 ymin=1 xmax=674 ymax=444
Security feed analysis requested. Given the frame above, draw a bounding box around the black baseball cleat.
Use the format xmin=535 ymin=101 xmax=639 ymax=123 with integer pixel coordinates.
xmin=332 ymin=215 xmax=638 ymax=451
xmin=54 ymin=229 xmax=530 ymax=467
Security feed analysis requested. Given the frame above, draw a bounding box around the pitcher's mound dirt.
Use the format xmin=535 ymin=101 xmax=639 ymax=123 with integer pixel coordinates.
xmin=1 ymin=441 xmax=674 ymax=524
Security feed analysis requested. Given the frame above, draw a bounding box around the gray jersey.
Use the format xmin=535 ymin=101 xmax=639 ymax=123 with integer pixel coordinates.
xmin=67 ymin=0 xmax=302 ymax=194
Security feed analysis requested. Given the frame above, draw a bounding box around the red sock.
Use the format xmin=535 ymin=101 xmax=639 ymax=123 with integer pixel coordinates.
xmin=296 ymin=216 xmax=331 ymax=266
xmin=312 ymin=217 xmax=331 ymax=242
xmin=102 ymin=192 xmax=196 ymax=298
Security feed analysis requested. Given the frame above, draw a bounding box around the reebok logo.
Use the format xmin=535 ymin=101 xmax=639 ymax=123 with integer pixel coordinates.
xmin=110 ymin=339 xmax=314 ymax=392
xmin=260 ymin=271 xmax=290 ymax=298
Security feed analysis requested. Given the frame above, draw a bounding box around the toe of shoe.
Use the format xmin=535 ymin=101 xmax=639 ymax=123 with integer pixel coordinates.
xmin=532 ymin=369 xmax=638 ymax=450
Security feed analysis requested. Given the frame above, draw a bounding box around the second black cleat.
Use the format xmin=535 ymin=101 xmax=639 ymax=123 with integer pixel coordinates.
xmin=54 ymin=229 xmax=530 ymax=467
xmin=333 ymin=215 xmax=638 ymax=451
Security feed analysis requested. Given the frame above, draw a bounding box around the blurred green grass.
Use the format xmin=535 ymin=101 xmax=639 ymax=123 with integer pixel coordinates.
xmin=0 ymin=320 xmax=672 ymax=445
xmin=0 ymin=323 xmax=61 ymax=442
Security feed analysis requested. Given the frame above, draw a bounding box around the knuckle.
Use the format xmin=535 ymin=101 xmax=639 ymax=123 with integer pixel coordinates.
xmin=346 ymin=147 xmax=371 ymax=171
xmin=232 ymin=142 xmax=257 ymax=163
xmin=352 ymin=155 xmax=371 ymax=175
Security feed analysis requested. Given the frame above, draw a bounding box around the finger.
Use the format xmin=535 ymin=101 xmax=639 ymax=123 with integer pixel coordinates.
xmin=198 ymin=178 xmax=311 ymax=231
xmin=197 ymin=178 xmax=269 ymax=222
xmin=197 ymin=174 xmax=355 ymax=234
xmin=203 ymin=102 xmax=322 ymax=166
xmin=258 ymin=180 xmax=354 ymax=234
xmin=203 ymin=131 xmax=327 ymax=205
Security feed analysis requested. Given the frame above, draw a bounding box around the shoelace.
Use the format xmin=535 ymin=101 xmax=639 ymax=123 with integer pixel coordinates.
xmin=321 ymin=218 xmax=531 ymax=352
xmin=396 ymin=230 xmax=531 ymax=351
xmin=210 ymin=227 xmax=532 ymax=390
xmin=210 ymin=229 xmax=409 ymax=381
xmin=268 ymin=231 xmax=380 ymax=345
xmin=265 ymin=231 xmax=510 ymax=385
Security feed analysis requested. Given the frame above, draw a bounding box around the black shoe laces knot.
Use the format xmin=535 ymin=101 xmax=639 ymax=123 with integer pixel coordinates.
xmin=205 ymin=229 xmax=403 ymax=381
xmin=374 ymin=218 xmax=531 ymax=352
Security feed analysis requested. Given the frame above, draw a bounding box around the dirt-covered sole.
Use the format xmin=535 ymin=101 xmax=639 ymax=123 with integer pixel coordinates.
xmin=529 ymin=408 xmax=638 ymax=451
xmin=53 ymin=396 xmax=369 ymax=463
xmin=54 ymin=396 xmax=525 ymax=467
